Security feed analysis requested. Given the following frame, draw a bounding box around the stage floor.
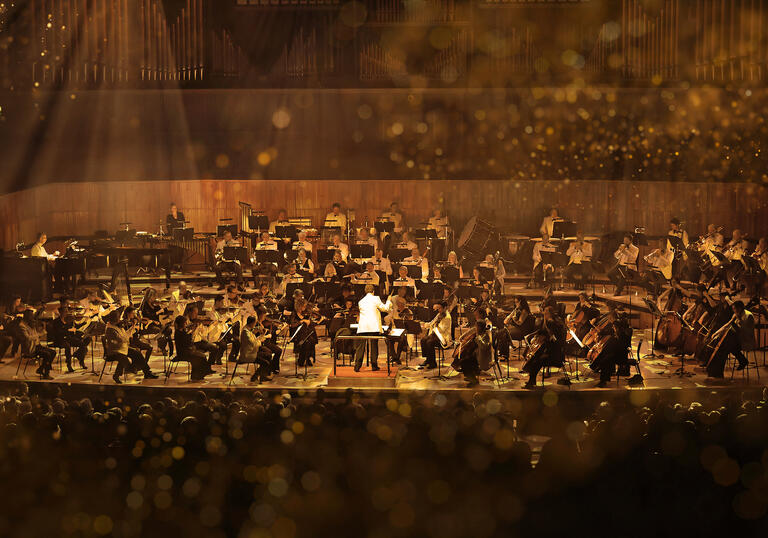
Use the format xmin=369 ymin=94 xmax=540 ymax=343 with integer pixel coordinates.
xmin=2 ymin=330 xmax=765 ymax=397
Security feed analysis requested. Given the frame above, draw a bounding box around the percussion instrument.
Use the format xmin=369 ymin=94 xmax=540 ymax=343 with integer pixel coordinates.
xmin=458 ymin=217 xmax=497 ymax=258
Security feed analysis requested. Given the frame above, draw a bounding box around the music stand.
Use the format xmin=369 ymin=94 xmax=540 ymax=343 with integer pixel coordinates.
xmin=416 ymin=281 xmax=444 ymax=301
xmin=315 ymin=248 xmax=335 ymax=266
xmin=415 ymin=228 xmax=438 ymax=240
xmin=253 ymin=250 xmax=282 ymax=266
xmin=320 ymin=226 xmax=342 ymax=243
xmin=389 ymin=248 xmax=410 ymax=263
xmin=351 ymin=244 xmax=374 ymax=260
xmin=632 ymin=231 xmax=648 ymax=247
xmin=477 ymin=266 xmax=495 ymax=283
xmin=642 ymin=297 xmax=664 ymax=359
xmin=375 ymin=220 xmax=395 ymax=235
xmin=391 ymin=283 xmax=416 ymax=300
xmin=223 ymin=246 xmax=248 ymax=264
xmin=286 ymin=282 xmax=313 ymax=299
xmin=217 ymin=224 xmax=238 ymax=237
xmin=248 ymin=215 xmax=269 ymax=232
xmin=442 ymin=266 xmax=460 ymax=285
xmin=540 ymin=250 xmax=567 ymax=287
xmin=398 ymin=263 xmax=423 ymax=280
xmin=552 ymin=220 xmax=577 ymax=239
xmin=275 ymin=225 xmax=297 ymax=242
xmin=666 ymin=234 xmax=686 ymax=253
xmin=314 ymin=280 xmax=341 ymax=302
xmin=172 ymin=227 xmax=194 ymax=241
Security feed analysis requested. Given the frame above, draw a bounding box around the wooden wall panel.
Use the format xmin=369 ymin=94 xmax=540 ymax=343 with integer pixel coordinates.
xmin=0 ymin=179 xmax=767 ymax=249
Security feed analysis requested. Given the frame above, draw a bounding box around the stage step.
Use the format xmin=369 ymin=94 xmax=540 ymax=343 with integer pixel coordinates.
xmin=327 ymin=365 xmax=399 ymax=388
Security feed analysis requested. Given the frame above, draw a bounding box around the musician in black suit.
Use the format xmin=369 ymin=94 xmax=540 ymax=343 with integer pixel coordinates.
xmin=173 ymin=315 xmax=213 ymax=381
xmin=166 ymin=203 xmax=185 ymax=230
xmin=50 ymin=305 xmax=92 ymax=373
xmin=522 ymin=306 xmax=566 ymax=388
xmin=588 ymin=322 xmax=628 ymax=387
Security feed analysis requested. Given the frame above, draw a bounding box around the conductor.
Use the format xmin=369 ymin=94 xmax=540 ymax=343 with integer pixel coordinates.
xmin=353 ymin=284 xmax=393 ymax=372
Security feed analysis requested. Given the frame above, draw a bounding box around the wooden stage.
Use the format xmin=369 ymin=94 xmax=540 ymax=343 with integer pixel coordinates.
xmin=4 ymin=274 xmax=765 ymax=402
xmin=2 ymin=322 xmax=766 ymax=402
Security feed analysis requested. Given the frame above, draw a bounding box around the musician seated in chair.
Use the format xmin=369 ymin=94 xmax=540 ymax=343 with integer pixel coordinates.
xmin=122 ymin=307 xmax=158 ymax=378
xmin=184 ymin=304 xmax=225 ymax=366
xmin=104 ymin=309 xmax=159 ymax=383
xmin=50 ymin=304 xmax=92 ymax=373
xmin=709 ymin=229 xmax=749 ymax=292
xmin=238 ymin=314 xmax=273 ymax=383
xmin=419 ymin=301 xmax=452 ymax=370
xmin=501 ymin=296 xmax=536 ymax=351
xmin=522 ymin=306 xmax=566 ymax=388
xmin=565 ymin=232 xmax=593 ymax=290
xmin=587 ymin=322 xmax=629 ymax=387
xmin=705 ymin=300 xmax=754 ymax=379
xmin=451 ymin=308 xmax=493 ymax=387
xmin=173 ymin=315 xmax=214 ymax=381
xmin=640 ymin=241 xmax=674 ymax=296
xmin=531 ymin=232 xmax=556 ymax=286
xmin=16 ymin=310 xmax=56 ymax=380
xmin=214 ymin=229 xmax=243 ymax=290
xmin=290 ymin=299 xmax=319 ymax=367
xmin=324 ymin=251 xmax=347 ymax=281
xmin=279 ymin=263 xmax=304 ymax=296
xmin=256 ymin=306 xmax=283 ymax=375
xmin=607 ymin=234 xmax=639 ymax=296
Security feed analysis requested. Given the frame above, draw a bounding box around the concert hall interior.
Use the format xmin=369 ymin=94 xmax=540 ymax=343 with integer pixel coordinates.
xmin=2 ymin=1 xmax=768 ymax=536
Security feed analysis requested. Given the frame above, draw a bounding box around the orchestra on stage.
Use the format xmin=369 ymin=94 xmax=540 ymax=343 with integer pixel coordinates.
xmin=1 ymin=201 xmax=766 ymax=389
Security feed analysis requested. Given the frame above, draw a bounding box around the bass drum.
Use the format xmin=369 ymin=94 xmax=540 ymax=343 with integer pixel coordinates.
xmin=458 ymin=217 xmax=497 ymax=258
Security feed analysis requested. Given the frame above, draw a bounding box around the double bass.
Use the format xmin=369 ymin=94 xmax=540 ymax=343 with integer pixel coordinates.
xmin=654 ymin=285 xmax=684 ymax=349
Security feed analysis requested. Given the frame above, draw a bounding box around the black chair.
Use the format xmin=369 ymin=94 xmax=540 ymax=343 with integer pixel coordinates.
xmin=98 ymin=337 xmax=127 ymax=383
xmin=164 ymin=355 xmax=191 ymax=384
xmin=616 ymin=340 xmax=644 ymax=385
xmin=15 ymin=351 xmax=41 ymax=379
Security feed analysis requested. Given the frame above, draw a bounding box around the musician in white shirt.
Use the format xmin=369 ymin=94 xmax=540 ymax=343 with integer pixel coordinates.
xmin=700 ymin=224 xmax=724 ymax=253
xmin=641 ymin=241 xmax=674 ymax=295
xmin=292 ymin=230 xmax=313 ymax=254
xmin=395 ymin=231 xmax=418 ymax=252
xmin=539 ymin=208 xmax=562 ymax=237
xmin=353 ymin=284 xmax=392 ymax=372
xmin=330 ymin=234 xmax=350 ymax=262
xmin=532 ymin=232 xmax=556 ymax=285
xmin=427 ymin=208 xmax=450 ymax=239
xmin=565 ymin=232 xmax=593 ymax=290
xmin=355 ymin=227 xmax=378 ymax=252
xmin=268 ymin=209 xmax=289 ymax=234
xmin=381 ymin=202 xmax=404 ymax=234
xmin=279 ymin=263 xmax=304 ymax=296
xmin=351 ymin=261 xmax=380 ymax=287
xmin=479 ymin=253 xmax=505 ymax=294
xmin=30 ymin=233 xmax=58 ymax=260
xmin=324 ymin=202 xmax=347 ymax=231
xmin=255 ymin=231 xmax=278 ymax=250
xmin=214 ymin=229 xmax=243 ymax=290
xmin=607 ymin=234 xmax=639 ymax=296
xmin=710 ymin=229 xmax=749 ymax=292
xmin=419 ymin=301 xmax=452 ymax=370
xmin=372 ymin=248 xmax=393 ymax=276
xmin=392 ymin=265 xmax=416 ymax=290
xmin=403 ymin=247 xmax=429 ymax=280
